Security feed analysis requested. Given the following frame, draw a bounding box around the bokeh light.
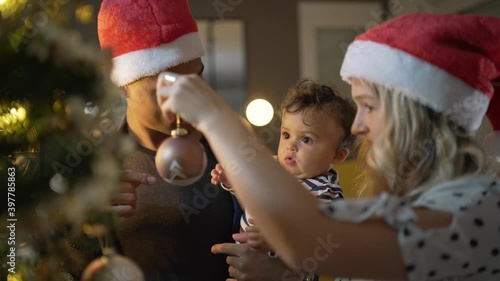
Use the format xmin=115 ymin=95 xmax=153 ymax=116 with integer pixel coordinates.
xmin=0 ymin=104 xmax=28 ymax=132
xmin=75 ymin=4 xmax=94 ymax=24
xmin=0 ymin=0 xmax=28 ymax=19
xmin=245 ymin=99 xmax=274 ymax=127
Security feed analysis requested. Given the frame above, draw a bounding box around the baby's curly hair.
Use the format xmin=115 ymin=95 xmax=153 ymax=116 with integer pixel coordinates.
xmin=280 ymin=79 xmax=356 ymax=149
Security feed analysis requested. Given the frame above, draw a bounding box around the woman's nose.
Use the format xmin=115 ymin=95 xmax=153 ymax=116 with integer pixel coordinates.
xmin=351 ymin=114 xmax=368 ymax=136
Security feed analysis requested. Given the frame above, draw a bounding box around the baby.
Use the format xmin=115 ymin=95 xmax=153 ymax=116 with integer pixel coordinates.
xmin=212 ymin=79 xmax=356 ymax=252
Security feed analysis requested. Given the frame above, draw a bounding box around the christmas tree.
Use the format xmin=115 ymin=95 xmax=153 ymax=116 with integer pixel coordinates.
xmin=0 ymin=1 xmax=134 ymax=280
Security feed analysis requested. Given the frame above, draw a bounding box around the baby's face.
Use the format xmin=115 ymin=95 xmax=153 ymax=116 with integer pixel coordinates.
xmin=277 ymin=111 xmax=344 ymax=179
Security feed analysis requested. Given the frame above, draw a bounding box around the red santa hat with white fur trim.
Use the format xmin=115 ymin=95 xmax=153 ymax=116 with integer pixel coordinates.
xmin=340 ymin=13 xmax=499 ymax=133
xmin=97 ymin=0 xmax=204 ymax=87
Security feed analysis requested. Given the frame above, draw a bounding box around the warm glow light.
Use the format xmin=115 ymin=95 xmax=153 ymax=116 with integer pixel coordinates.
xmin=75 ymin=4 xmax=94 ymax=24
xmin=0 ymin=104 xmax=28 ymax=133
xmin=7 ymin=272 xmax=23 ymax=281
xmin=245 ymin=99 xmax=274 ymax=127
xmin=53 ymin=100 xmax=63 ymax=113
xmin=16 ymin=106 xmax=26 ymax=121
xmin=0 ymin=0 xmax=28 ymax=19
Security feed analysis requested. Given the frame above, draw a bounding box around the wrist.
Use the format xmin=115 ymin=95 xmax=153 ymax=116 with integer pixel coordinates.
xmin=197 ymin=105 xmax=240 ymax=138
xmin=196 ymin=97 xmax=226 ymax=134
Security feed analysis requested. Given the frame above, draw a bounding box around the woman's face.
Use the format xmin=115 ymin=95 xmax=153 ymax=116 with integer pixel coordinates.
xmin=350 ymin=79 xmax=383 ymax=143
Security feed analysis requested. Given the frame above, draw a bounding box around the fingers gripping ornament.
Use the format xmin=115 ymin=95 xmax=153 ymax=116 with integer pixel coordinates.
xmin=155 ymin=74 xmax=208 ymax=186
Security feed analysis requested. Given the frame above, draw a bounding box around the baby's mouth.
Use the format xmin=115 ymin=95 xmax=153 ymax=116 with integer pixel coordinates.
xmin=284 ymin=156 xmax=296 ymax=165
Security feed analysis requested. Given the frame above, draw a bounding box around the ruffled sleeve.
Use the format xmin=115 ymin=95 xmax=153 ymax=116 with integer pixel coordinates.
xmin=319 ymin=175 xmax=500 ymax=281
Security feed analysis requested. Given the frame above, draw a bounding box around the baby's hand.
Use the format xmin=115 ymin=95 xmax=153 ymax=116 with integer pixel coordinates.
xmin=210 ymin=163 xmax=229 ymax=186
xmin=245 ymin=224 xmax=273 ymax=253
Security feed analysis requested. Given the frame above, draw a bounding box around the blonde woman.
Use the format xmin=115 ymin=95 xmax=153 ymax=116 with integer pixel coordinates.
xmin=157 ymin=13 xmax=499 ymax=281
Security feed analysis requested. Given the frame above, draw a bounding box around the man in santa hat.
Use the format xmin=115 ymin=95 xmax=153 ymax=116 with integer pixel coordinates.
xmin=93 ymin=0 xmax=293 ymax=280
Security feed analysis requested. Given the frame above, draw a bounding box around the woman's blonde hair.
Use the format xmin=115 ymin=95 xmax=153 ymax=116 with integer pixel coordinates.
xmin=354 ymin=78 xmax=492 ymax=199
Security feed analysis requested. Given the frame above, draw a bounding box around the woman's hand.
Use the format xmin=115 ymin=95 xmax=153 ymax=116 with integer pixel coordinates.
xmin=156 ymin=72 xmax=232 ymax=134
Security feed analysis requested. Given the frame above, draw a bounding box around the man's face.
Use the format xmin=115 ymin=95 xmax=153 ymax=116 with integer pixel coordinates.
xmin=124 ymin=58 xmax=203 ymax=135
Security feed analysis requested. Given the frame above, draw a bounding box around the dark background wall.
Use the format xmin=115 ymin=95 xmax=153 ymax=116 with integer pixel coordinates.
xmin=190 ymin=0 xmax=379 ymax=107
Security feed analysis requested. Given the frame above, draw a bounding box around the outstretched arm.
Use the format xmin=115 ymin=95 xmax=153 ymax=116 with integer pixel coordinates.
xmin=157 ymin=73 xmax=451 ymax=280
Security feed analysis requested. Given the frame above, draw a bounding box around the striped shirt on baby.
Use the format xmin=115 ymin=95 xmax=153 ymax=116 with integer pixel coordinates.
xmin=241 ymin=168 xmax=344 ymax=231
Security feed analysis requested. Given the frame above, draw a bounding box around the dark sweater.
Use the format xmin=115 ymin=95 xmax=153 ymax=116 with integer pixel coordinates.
xmin=118 ymin=140 xmax=234 ymax=281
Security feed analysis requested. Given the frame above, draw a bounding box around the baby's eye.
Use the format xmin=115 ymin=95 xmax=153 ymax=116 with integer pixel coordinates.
xmin=301 ymin=136 xmax=312 ymax=144
xmin=282 ymin=132 xmax=290 ymax=139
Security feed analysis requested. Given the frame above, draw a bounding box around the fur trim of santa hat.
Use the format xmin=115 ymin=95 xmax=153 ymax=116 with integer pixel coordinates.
xmin=98 ymin=0 xmax=204 ymax=87
xmin=341 ymin=13 xmax=499 ymax=132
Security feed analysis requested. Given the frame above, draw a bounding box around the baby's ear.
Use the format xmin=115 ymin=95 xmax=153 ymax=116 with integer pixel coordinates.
xmin=331 ymin=147 xmax=349 ymax=165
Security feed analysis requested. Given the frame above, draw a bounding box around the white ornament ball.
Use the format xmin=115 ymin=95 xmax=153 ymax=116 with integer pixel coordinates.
xmin=81 ymin=249 xmax=144 ymax=281
xmin=155 ymin=135 xmax=207 ymax=186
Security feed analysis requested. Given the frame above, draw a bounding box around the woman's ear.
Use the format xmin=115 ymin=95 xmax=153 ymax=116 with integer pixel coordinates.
xmin=331 ymin=147 xmax=350 ymax=165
